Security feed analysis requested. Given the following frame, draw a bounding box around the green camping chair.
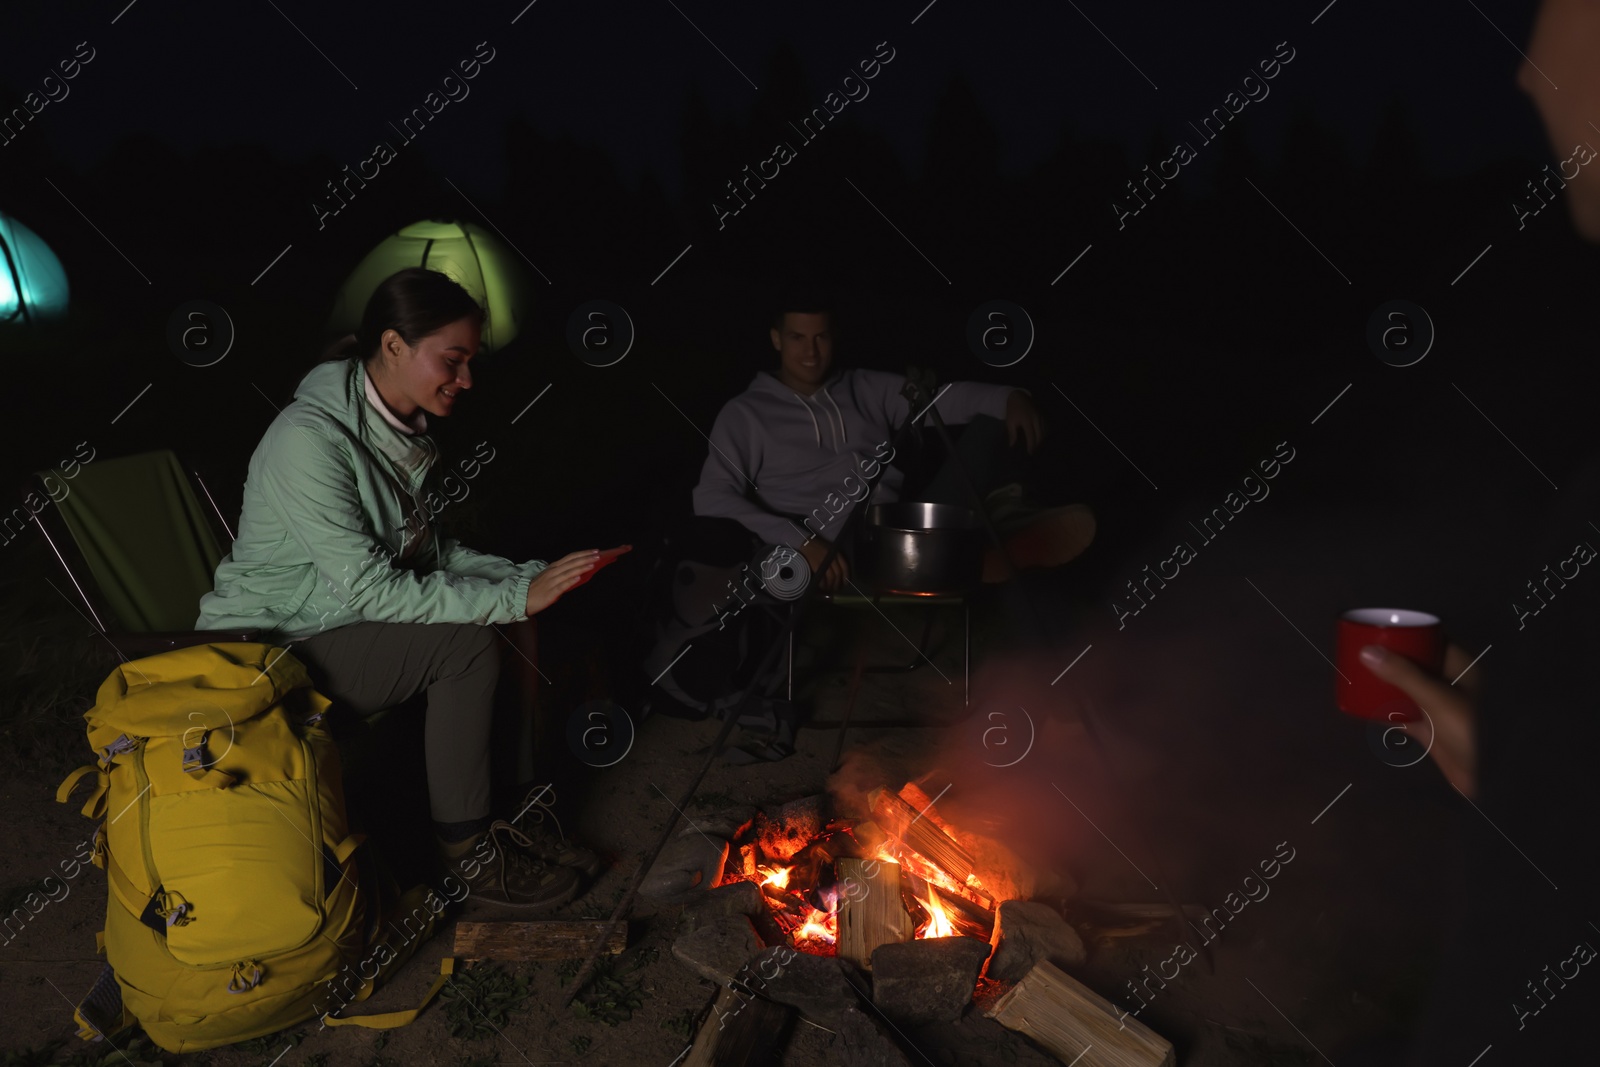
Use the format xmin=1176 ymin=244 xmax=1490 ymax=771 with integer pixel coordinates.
xmin=28 ymin=449 xmax=258 ymax=659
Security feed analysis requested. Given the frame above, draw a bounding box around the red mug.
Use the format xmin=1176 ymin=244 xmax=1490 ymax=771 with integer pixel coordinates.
xmin=571 ymin=544 xmax=632 ymax=589
xmin=1334 ymin=608 xmax=1443 ymax=721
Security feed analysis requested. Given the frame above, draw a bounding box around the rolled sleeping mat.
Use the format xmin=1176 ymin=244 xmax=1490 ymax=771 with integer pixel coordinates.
xmin=754 ymin=543 xmax=810 ymax=601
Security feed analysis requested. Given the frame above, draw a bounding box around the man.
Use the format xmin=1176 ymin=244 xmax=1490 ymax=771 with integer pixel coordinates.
xmin=692 ymin=296 xmax=1095 ymax=591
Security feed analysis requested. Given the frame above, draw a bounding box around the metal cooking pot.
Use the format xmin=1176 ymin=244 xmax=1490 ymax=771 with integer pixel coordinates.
xmin=857 ymin=502 xmax=983 ymax=595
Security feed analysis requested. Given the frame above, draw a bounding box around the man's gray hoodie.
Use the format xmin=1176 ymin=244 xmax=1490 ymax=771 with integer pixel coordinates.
xmin=692 ymin=367 xmax=1014 ymax=550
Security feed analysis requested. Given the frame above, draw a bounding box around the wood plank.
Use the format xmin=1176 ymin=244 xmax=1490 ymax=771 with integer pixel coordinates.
xmin=453 ymin=921 xmax=626 ymax=962
xmin=683 ymin=985 xmax=793 ymax=1067
xmin=836 ymin=858 xmax=914 ymax=971
xmin=987 ymin=959 xmax=1174 ymax=1067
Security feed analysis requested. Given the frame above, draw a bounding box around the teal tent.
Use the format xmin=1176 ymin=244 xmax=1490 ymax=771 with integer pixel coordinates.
xmin=328 ymin=219 xmax=536 ymax=352
xmin=0 ymin=211 xmax=69 ymax=325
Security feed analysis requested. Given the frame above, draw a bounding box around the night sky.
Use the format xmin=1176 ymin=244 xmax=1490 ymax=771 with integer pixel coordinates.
xmin=1 ymin=1 xmax=1547 ymax=202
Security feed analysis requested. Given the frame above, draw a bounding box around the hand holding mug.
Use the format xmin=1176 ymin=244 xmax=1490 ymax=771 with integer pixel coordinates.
xmin=1358 ymin=642 xmax=1481 ymax=798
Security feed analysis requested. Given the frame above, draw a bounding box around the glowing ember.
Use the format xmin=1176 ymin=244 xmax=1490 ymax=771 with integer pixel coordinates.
xmin=758 ymin=865 xmax=791 ymax=889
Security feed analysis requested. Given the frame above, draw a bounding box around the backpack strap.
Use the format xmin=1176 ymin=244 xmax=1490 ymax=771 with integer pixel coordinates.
xmin=72 ymin=962 xmax=134 ymax=1043
xmin=321 ymin=957 xmax=454 ymax=1030
xmin=181 ymin=731 xmax=238 ymax=789
xmin=56 ymin=766 xmax=110 ymax=820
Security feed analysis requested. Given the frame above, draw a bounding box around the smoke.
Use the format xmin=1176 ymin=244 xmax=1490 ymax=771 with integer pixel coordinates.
xmin=829 ymin=574 xmax=1348 ymax=907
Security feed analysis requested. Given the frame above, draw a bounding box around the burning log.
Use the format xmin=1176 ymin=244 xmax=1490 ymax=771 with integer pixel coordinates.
xmin=986 ymin=960 xmax=1175 ymax=1067
xmin=869 ymin=787 xmax=994 ymax=909
xmin=453 ymin=921 xmax=626 ymax=962
xmin=902 ymin=871 xmax=994 ymax=941
xmin=835 ymin=858 xmax=914 ymax=971
xmin=683 ymin=985 xmax=792 ymax=1067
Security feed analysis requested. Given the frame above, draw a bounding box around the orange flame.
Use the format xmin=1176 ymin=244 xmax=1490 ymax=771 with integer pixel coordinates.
xmin=758 ymin=865 xmax=791 ymax=889
xmin=919 ymin=890 xmax=956 ymax=939
xmin=796 ymin=907 xmax=836 ymax=943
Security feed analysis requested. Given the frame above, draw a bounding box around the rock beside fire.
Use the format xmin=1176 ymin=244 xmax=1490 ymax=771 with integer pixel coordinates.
xmin=746 ymin=945 xmax=861 ymax=1030
xmin=678 ymin=880 xmax=763 ymax=928
xmin=670 ymin=915 xmax=764 ymax=986
xmin=833 ymin=1003 xmax=915 ymax=1067
xmin=871 ymin=935 xmax=991 ymax=1026
xmin=678 ymin=880 xmax=787 ymax=946
xmin=753 ymin=794 xmax=830 ymax=863
xmin=640 ymin=834 xmax=729 ymax=903
xmin=986 ymin=900 xmax=1087 ymax=983
xmin=681 ymin=804 xmax=756 ymax=841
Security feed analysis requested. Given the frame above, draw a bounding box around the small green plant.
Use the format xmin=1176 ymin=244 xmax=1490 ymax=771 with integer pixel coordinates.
xmin=371 ymin=1031 xmax=388 ymax=1052
xmin=4 ymin=1042 xmax=63 ymax=1067
xmin=566 ymin=946 xmax=658 ymax=1026
xmin=661 ymin=1008 xmax=696 ymax=1037
xmin=57 ymin=1032 xmax=164 ymax=1067
xmin=441 ymin=964 xmax=532 ymax=1040
xmin=568 ymin=1035 xmax=592 ymax=1055
xmin=301 ymin=1054 xmax=330 ymax=1067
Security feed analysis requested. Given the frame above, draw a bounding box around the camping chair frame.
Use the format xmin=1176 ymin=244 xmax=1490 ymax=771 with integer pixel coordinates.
xmin=24 ymin=458 xmax=260 ymax=660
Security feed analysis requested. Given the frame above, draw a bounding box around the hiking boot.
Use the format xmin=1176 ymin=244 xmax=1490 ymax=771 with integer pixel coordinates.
xmin=981 ymin=503 xmax=1097 ymax=583
xmin=447 ymin=820 xmax=581 ymax=913
xmin=509 ymin=785 xmax=603 ymax=879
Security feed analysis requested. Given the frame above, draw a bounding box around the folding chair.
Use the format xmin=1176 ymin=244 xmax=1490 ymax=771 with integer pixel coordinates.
xmin=790 ymin=588 xmax=971 ymax=766
xmin=26 ymin=448 xmax=258 ymax=659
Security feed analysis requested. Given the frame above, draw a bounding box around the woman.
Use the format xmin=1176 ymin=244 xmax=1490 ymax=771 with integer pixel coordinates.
xmin=196 ymin=267 xmax=602 ymax=912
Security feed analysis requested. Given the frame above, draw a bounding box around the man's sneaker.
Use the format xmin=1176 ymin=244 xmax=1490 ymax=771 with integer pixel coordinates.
xmin=450 ymin=820 xmax=581 ymax=912
xmin=509 ymin=785 xmax=602 ymax=879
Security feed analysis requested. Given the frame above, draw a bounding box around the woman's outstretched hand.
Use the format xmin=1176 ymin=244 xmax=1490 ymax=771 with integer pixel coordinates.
xmin=1359 ymin=642 xmax=1481 ymax=798
xmin=525 ymin=550 xmax=600 ymax=615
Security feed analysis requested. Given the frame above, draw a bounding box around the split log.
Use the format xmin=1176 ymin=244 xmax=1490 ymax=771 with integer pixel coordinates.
xmin=869 ymin=788 xmax=994 ymax=909
xmin=453 ymin=921 xmax=626 ymax=962
xmin=683 ymin=984 xmax=793 ymax=1067
xmin=835 ymin=858 xmax=914 ymax=971
xmin=986 ymin=960 xmax=1174 ymax=1067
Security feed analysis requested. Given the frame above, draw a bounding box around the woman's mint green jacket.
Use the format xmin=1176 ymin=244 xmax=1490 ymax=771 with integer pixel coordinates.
xmin=195 ymin=358 xmax=545 ymax=641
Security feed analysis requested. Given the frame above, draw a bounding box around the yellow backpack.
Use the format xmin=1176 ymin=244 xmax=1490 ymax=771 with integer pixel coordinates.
xmin=56 ymin=642 xmax=452 ymax=1053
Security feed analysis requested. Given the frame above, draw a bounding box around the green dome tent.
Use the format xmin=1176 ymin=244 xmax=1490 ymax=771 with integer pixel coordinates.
xmin=0 ymin=211 xmax=69 ymax=325
xmin=328 ymin=219 xmax=536 ymax=352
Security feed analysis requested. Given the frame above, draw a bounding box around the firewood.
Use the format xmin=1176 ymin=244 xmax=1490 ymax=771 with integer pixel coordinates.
xmin=683 ymin=984 xmax=792 ymax=1067
xmin=986 ymin=959 xmax=1174 ymax=1067
xmin=835 ymin=858 xmax=914 ymax=971
xmin=869 ymin=788 xmax=995 ymax=908
xmin=453 ymin=921 xmax=627 ymax=962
